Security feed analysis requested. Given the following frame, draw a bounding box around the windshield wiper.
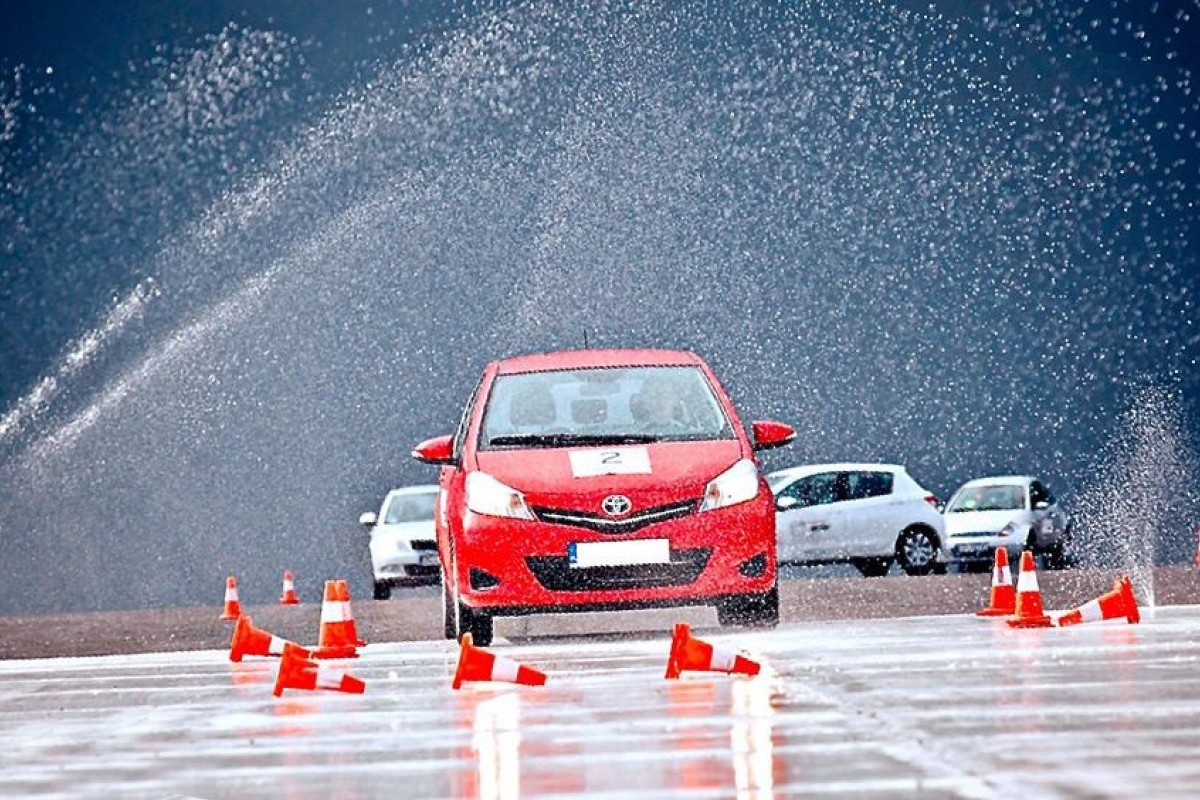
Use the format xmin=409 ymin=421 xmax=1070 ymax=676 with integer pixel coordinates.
xmin=487 ymin=433 xmax=659 ymax=448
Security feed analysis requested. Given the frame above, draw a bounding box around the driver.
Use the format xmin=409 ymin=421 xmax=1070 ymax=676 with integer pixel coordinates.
xmin=633 ymin=376 xmax=684 ymax=429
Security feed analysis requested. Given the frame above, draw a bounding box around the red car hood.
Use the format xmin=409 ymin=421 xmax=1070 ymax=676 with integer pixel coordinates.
xmin=475 ymin=440 xmax=747 ymax=509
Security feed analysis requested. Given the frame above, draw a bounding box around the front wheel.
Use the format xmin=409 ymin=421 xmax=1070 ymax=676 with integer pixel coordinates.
xmin=373 ymin=580 xmax=392 ymax=600
xmin=716 ymin=585 xmax=779 ymax=628
xmin=896 ymin=527 xmax=939 ymax=576
xmin=456 ymin=598 xmax=494 ymax=646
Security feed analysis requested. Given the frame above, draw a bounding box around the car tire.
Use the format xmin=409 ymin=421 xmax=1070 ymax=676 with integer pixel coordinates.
xmin=457 ymin=598 xmax=494 ymax=646
xmin=716 ymin=585 xmax=779 ymax=628
xmin=896 ymin=527 xmax=938 ymax=576
xmin=851 ymin=558 xmax=893 ymax=578
xmin=373 ymin=580 xmax=391 ymax=601
xmin=441 ymin=573 xmax=456 ymax=640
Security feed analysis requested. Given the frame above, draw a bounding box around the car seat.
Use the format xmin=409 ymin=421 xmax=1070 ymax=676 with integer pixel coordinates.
xmin=509 ymin=383 xmax=557 ymax=428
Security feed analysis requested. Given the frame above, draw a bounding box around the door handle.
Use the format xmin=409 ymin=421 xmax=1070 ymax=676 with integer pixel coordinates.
xmin=810 ymin=523 xmax=830 ymax=532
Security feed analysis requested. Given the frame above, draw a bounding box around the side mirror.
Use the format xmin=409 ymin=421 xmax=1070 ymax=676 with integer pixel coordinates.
xmin=359 ymin=511 xmax=377 ymax=527
xmin=412 ymin=434 xmax=455 ymax=465
xmin=1033 ymin=499 xmax=1050 ymax=510
xmin=751 ymin=420 xmax=796 ymax=451
xmin=776 ymin=496 xmax=798 ymax=512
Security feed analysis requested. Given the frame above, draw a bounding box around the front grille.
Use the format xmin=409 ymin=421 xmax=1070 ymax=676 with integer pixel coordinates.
xmin=530 ymin=499 xmax=697 ymax=535
xmin=526 ymin=547 xmax=711 ymax=591
xmin=410 ymin=539 xmax=437 ymax=551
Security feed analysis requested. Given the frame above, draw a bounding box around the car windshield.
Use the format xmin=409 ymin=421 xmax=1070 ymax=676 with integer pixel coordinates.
xmin=480 ymin=365 xmax=734 ymax=448
xmin=947 ymin=484 xmax=1026 ymax=512
xmin=384 ymin=491 xmax=437 ymax=523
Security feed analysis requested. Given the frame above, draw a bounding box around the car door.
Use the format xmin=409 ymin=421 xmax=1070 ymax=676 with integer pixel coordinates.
xmin=774 ymin=471 xmax=846 ymax=562
xmin=837 ymin=470 xmax=899 ymax=558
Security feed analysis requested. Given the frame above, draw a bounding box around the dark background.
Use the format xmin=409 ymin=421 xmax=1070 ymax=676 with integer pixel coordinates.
xmin=2 ymin=0 xmax=1197 ymax=614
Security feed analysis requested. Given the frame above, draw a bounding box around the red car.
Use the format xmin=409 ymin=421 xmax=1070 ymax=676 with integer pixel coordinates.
xmin=412 ymin=348 xmax=795 ymax=645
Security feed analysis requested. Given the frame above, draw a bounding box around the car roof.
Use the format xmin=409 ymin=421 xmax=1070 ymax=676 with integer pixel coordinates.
xmin=384 ymin=485 xmax=440 ymax=499
xmin=956 ymin=475 xmax=1034 ymax=488
xmin=494 ymin=348 xmax=703 ymax=374
xmin=767 ymin=462 xmax=908 ymax=479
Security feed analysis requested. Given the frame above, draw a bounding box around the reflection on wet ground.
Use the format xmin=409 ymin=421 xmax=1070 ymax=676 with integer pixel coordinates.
xmin=2 ymin=607 xmax=1200 ymax=797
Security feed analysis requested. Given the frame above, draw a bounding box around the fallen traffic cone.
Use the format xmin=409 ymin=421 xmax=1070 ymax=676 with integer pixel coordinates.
xmin=230 ymin=615 xmax=310 ymax=662
xmin=312 ymin=580 xmax=358 ymax=659
xmin=665 ymin=623 xmax=761 ymax=679
xmin=279 ymin=571 xmax=300 ymax=605
xmin=976 ymin=547 xmax=1016 ymax=617
xmin=1005 ymin=551 xmax=1053 ymax=628
xmin=273 ymin=642 xmax=365 ymax=697
xmin=452 ymin=633 xmax=547 ymax=690
xmin=1056 ymin=575 xmax=1140 ymax=627
xmin=220 ymin=575 xmax=242 ymax=621
xmin=337 ymin=579 xmax=366 ymax=647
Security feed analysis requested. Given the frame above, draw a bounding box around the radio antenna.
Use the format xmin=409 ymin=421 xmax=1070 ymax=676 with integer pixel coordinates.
xmin=583 ymin=328 xmax=590 ymax=349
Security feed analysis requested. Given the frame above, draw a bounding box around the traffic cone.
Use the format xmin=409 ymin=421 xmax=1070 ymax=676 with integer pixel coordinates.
xmin=665 ymin=623 xmax=761 ymax=679
xmin=976 ymin=547 xmax=1016 ymax=617
xmin=279 ymin=571 xmax=300 ymax=605
xmin=452 ymin=633 xmax=547 ymax=690
xmin=336 ymin=579 xmax=366 ymax=647
xmin=312 ymin=580 xmax=358 ymax=659
xmin=1005 ymin=551 xmax=1053 ymax=628
xmin=220 ymin=575 xmax=242 ymax=621
xmin=230 ymin=615 xmax=310 ymax=662
xmin=1056 ymin=576 xmax=1140 ymax=627
xmin=273 ymin=642 xmax=365 ymax=697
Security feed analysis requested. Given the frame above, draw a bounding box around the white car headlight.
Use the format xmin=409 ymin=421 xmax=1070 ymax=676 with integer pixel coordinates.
xmin=465 ymin=472 xmax=535 ymax=520
xmin=999 ymin=520 xmax=1021 ymax=538
xmin=699 ymin=459 xmax=761 ymax=512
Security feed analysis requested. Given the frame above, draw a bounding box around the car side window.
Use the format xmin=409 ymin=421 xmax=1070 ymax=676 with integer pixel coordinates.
xmin=1029 ymin=481 xmax=1049 ymax=508
xmin=846 ymin=471 xmax=893 ymax=500
xmin=777 ymin=472 xmax=840 ymax=508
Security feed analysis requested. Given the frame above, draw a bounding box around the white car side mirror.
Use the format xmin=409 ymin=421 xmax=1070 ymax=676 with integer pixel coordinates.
xmin=776 ymin=496 xmax=798 ymax=511
xmin=359 ymin=511 xmax=377 ymax=527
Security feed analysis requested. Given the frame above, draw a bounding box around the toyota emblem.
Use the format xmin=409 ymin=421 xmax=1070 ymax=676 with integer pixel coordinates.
xmin=601 ymin=494 xmax=632 ymax=517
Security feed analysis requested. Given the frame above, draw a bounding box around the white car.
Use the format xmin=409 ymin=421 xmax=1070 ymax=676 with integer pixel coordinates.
xmin=358 ymin=485 xmax=441 ymax=599
xmin=767 ymin=463 xmax=947 ymax=577
xmin=943 ymin=475 xmax=1072 ymax=571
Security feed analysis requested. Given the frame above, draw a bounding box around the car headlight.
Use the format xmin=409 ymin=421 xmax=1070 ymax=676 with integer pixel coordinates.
xmin=699 ymin=459 xmax=761 ymax=512
xmin=998 ymin=520 xmax=1021 ymax=538
xmin=465 ymin=472 xmax=535 ymax=520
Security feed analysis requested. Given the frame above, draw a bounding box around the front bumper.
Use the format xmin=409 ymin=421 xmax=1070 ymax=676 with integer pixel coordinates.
xmin=453 ymin=494 xmax=777 ymax=612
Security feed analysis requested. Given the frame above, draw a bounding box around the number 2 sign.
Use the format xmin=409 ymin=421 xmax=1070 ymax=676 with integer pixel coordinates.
xmin=568 ymin=447 xmax=652 ymax=478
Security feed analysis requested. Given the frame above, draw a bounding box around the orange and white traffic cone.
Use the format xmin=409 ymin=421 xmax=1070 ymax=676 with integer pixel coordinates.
xmin=1056 ymin=575 xmax=1140 ymax=627
xmin=452 ymin=633 xmax=547 ymax=690
xmin=976 ymin=547 xmax=1016 ymax=617
xmin=1005 ymin=551 xmax=1053 ymax=628
xmin=312 ymin=580 xmax=358 ymax=659
xmin=665 ymin=623 xmax=761 ymax=679
xmin=273 ymin=642 xmax=365 ymax=697
xmin=230 ymin=615 xmax=309 ymax=662
xmin=279 ymin=571 xmax=300 ymax=605
xmin=336 ymin=579 xmax=366 ymax=647
xmin=220 ymin=575 xmax=243 ymax=621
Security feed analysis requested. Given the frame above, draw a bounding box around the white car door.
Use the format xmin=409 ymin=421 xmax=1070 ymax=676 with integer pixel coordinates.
xmin=837 ymin=470 xmax=901 ymax=558
xmin=774 ymin=471 xmax=845 ymax=563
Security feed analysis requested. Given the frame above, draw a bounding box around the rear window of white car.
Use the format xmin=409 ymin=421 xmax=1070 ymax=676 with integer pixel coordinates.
xmin=847 ymin=471 xmax=893 ymax=500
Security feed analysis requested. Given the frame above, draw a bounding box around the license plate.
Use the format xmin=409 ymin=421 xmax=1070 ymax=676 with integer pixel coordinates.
xmin=569 ymin=539 xmax=670 ymax=568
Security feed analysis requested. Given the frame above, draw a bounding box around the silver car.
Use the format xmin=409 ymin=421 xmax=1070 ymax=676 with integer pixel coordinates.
xmin=943 ymin=475 xmax=1072 ymax=571
xmin=358 ymin=485 xmax=441 ymax=599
